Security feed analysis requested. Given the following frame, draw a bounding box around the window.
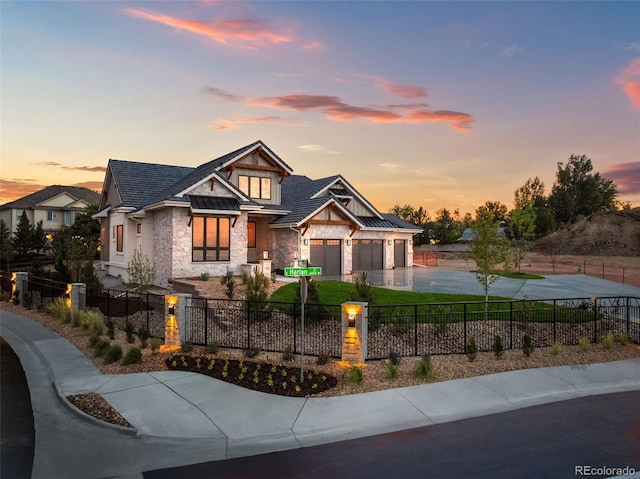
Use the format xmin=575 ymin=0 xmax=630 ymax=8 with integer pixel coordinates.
xmin=116 ymin=225 xmax=123 ymax=252
xmin=247 ymin=221 xmax=256 ymax=248
xmin=238 ymin=175 xmax=271 ymax=199
xmin=137 ymin=224 xmax=142 ymax=234
xmin=63 ymin=211 xmax=71 ymax=226
xmin=47 ymin=211 xmax=59 ymax=221
xmin=192 ymin=217 xmax=230 ymax=262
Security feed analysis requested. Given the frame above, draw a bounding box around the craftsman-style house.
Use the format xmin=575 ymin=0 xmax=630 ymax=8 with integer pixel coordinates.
xmin=95 ymin=141 xmax=420 ymax=287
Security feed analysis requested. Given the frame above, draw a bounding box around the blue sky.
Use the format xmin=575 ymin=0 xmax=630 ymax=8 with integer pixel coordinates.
xmin=2 ymin=1 xmax=639 ymax=215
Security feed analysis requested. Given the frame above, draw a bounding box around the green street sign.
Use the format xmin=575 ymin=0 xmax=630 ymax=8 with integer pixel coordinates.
xmin=284 ymin=267 xmax=322 ymax=277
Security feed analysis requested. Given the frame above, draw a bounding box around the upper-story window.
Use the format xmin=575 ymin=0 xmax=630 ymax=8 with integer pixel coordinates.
xmin=238 ymin=175 xmax=271 ymax=200
xmin=47 ymin=211 xmax=59 ymax=221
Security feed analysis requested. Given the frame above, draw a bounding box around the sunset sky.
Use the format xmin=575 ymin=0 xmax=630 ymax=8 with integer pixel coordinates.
xmin=2 ymin=1 xmax=639 ymax=216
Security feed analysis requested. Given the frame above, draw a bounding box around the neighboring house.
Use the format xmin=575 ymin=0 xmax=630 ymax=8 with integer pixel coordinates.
xmin=94 ymin=140 xmax=421 ymax=287
xmin=459 ymin=227 xmax=507 ymax=242
xmin=0 ymin=185 xmax=100 ymax=235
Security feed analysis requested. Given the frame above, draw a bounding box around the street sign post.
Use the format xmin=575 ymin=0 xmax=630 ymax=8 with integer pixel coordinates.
xmin=284 ymin=266 xmax=322 ymax=381
xmin=284 ymin=266 xmax=322 ymax=277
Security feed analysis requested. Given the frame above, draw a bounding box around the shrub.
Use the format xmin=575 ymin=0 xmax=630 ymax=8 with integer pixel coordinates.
xmin=618 ymin=332 xmax=630 ymax=346
xmin=125 ymin=322 xmax=136 ymax=343
xmin=349 ymin=272 xmax=375 ymax=303
xmin=282 ymin=345 xmax=294 ymax=361
xmin=387 ymin=362 xmax=398 ymax=379
xmin=388 ymin=350 xmax=401 ymax=366
xmin=126 ymin=247 xmax=156 ymax=292
xmin=48 ymin=298 xmax=70 ymax=322
xmin=522 ymin=334 xmax=534 ymax=357
xmin=104 ymin=344 xmax=123 ymax=364
xmin=181 ymin=342 xmax=194 ymax=353
xmin=105 ymin=318 xmax=115 ymax=340
xmin=205 ymin=341 xmax=218 ymax=355
xmin=244 ymin=270 xmax=271 ymax=320
xmin=414 ymin=355 xmax=435 ymax=379
xmin=88 ymin=335 xmax=102 ymax=348
xmin=150 ymin=338 xmax=163 ymax=354
xmin=94 ymin=339 xmax=111 ymax=358
xmin=316 ymin=350 xmax=332 ymax=365
xmin=23 ymin=292 xmax=33 ymax=310
xmin=244 ymin=347 xmax=260 ymax=358
xmin=122 ymin=346 xmax=143 ymax=366
xmin=137 ymin=326 xmax=150 ymax=349
xmin=492 ymin=335 xmax=505 ymax=359
xmin=220 ymin=270 xmax=236 ymax=300
xmin=551 ymin=341 xmax=562 ymax=355
xmin=466 ymin=337 xmax=478 ymax=362
xmin=601 ymin=332 xmax=614 ymax=350
xmin=348 ymin=365 xmax=363 ymax=384
xmin=579 ymin=336 xmax=590 ymax=352
xmin=200 ymin=271 xmax=210 ymax=282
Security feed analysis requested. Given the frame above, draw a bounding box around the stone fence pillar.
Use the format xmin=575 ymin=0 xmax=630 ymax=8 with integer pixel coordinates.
xmin=341 ymin=301 xmax=368 ymax=362
xmin=12 ymin=272 xmax=28 ymax=305
xmin=162 ymin=293 xmax=191 ymax=351
xmin=68 ymin=283 xmax=86 ymax=311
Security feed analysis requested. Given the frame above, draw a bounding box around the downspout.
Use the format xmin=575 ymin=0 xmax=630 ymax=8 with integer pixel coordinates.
xmin=289 ymin=223 xmax=301 ymax=265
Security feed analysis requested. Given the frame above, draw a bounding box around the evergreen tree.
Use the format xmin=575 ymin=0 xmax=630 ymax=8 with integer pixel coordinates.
xmin=13 ymin=211 xmax=34 ymax=257
xmin=0 ymin=219 xmax=15 ymax=268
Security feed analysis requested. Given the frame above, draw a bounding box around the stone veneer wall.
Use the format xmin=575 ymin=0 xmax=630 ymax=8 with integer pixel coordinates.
xmin=152 ymin=209 xmax=174 ymax=288
xmin=271 ymin=228 xmax=298 ymax=271
xmin=169 ymin=209 xmax=249 ymax=282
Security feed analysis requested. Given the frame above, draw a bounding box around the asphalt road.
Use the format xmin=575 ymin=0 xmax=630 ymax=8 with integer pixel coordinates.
xmin=1 ymin=336 xmax=35 ymax=479
xmin=145 ymin=391 xmax=640 ymax=479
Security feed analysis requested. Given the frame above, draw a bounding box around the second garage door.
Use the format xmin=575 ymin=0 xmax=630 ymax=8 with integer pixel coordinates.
xmin=352 ymin=239 xmax=383 ymax=270
xmin=310 ymin=239 xmax=342 ymax=275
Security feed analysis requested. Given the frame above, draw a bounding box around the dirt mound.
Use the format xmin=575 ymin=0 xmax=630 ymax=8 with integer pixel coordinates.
xmin=537 ymin=208 xmax=640 ymax=256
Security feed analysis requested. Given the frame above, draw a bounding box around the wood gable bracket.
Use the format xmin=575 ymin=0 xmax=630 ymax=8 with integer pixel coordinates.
xmin=210 ymin=178 xmax=215 ymax=191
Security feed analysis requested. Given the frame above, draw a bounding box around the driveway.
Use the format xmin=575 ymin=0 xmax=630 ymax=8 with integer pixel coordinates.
xmin=356 ymin=267 xmax=640 ymax=300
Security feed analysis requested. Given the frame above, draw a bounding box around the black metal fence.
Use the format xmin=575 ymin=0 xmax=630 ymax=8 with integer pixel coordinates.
xmin=185 ymin=296 xmax=640 ymax=359
xmin=86 ymin=288 xmax=166 ymax=338
xmin=367 ymin=296 xmax=640 ymax=359
xmin=26 ymin=274 xmax=67 ymax=308
xmin=186 ymin=298 xmax=342 ymax=356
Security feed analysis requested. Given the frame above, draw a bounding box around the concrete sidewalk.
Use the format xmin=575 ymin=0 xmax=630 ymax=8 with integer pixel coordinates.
xmin=2 ymin=309 xmax=640 ymax=478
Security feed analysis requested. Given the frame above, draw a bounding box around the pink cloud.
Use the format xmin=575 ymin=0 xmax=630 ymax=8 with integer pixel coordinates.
xmin=303 ymin=41 xmax=324 ymax=50
xmin=124 ymin=8 xmax=293 ymax=47
xmin=207 ymin=116 xmax=300 ymax=130
xmin=603 ymin=162 xmax=640 ymax=194
xmin=614 ymin=57 xmax=640 ymax=108
xmin=203 ymin=86 xmax=244 ymax=102
xmin=250 ymin=93 xmax=473 ymax=129
xmin=375 ymin=80 xmax=428 ymax=99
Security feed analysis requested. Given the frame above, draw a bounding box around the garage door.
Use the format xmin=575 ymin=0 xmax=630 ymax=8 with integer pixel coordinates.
xmin=394 ymin=239 xmax=406 ymax=267
xmin=352 ymin=239 xmax=383 ymax=270
xmin=310 ymin=239 xmax=342 ymax=275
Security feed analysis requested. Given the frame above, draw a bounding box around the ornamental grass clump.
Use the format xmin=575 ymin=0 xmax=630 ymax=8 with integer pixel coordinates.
xmin=579 ymin=336 xmax=590 ymax=352
xmin=206 ymin=341 xmax=218 ymax=355
xmin=618 ymin=332 xmax=630 ymax=346
xmin=282 ymin=345 xmax=294 ymax=361
xmin=601 ymin=332 xmax=614 ymax=350
xmin=387 ymin=361 xmax=399 ymax=379
xmin=414 ymin=355 xmax=435 ymax=379
xmin=125 ymin=322 xmax=136 ymax=344
xmin=551 ymin=341 xmax=562 ymax=355
xmin=81 ymin=311 xmax=104 ymax=337
xmin=48 ymin=298 xmax=70 ymax=322
xmin=71 ymin=310 xmax=83 ymax=328
xmin=348 ymin=365 xmax=364 ymax=384
xmin=94 ymin=339 xmax=111 ymax=358
xmin=150 ymin=338 xmax=163 ymax=355
xmin=122 ymin=346 xmax=143 ymax=366
xmin=105 ymin=318 xmax=115 ymax=340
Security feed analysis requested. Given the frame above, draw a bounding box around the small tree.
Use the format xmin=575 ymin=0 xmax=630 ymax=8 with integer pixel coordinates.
xmin=0 ymin=219 xmax=14 ymax=269
xmin=506 ymin=207 xmax=536 ymax=272
xmin=126 ymin=247 xmax=156 ymax=291
xmin=467 ymin=210 xmax=511 ymax=318
xmin=13 ymin=211 xmax=34 ymax=257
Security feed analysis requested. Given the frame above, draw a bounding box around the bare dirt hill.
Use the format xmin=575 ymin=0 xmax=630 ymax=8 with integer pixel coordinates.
xmin=537 ymin=208 xmax=640 ymax=257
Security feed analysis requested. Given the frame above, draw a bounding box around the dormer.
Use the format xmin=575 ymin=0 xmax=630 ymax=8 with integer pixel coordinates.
xmin=216 ymin=141 xmax=293 ymax=206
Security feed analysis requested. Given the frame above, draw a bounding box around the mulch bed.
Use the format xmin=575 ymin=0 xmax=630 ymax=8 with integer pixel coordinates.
xmin=67 ymin=393 xmax=133 ymax=428
xmin=165 ymin=355 xmax=338 ymax=397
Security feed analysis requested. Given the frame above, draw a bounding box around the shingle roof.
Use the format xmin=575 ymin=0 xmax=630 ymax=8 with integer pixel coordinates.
xmin=108 ymin=159 xmax=194 ymax=209
xmin=0 ymin=185 xmax=100 ymax=210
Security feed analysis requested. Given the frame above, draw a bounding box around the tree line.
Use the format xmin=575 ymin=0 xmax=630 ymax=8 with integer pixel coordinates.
xmin=390 ymin=154 xmax=626 ymax=246
xmin=1 ymin=205 xmax=102 ymax=289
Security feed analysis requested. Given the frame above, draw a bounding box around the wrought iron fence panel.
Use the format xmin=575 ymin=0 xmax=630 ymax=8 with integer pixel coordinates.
xmin=26 ymin=274 xmax=67 ymax=308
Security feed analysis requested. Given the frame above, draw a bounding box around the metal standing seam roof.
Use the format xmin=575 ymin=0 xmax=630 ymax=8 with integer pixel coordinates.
xmin=187 ymin=195 xmax=241 ymax=212
xmin=0 ymin=185 xmax=100 ymax=210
